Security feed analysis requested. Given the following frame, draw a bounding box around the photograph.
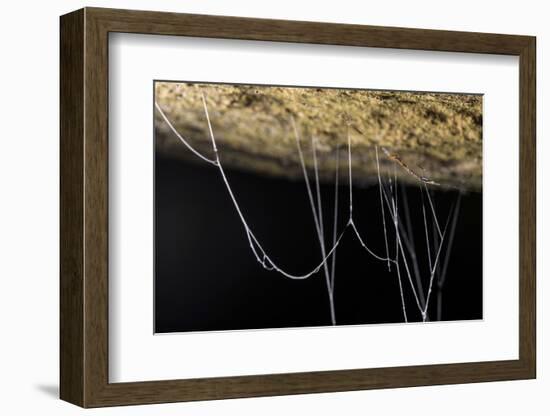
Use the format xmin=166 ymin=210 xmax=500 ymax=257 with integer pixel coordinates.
xmin=0 ymin=1 xmax=542 ymax=413
xmin=153 ymin=81 xmax=483 ymax=333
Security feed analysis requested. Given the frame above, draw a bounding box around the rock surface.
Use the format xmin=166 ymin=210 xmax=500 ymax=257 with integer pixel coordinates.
xmin=154 ymin=82 xmax=482 ymax=191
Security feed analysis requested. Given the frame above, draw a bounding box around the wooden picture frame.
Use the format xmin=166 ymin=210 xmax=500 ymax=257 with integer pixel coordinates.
xmin=60 ymin=7 xmax=536 ymax=408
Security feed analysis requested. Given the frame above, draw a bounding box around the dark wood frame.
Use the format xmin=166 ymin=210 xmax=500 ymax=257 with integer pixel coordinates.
xmin=60 ymin=7 xmax=536 ymax=408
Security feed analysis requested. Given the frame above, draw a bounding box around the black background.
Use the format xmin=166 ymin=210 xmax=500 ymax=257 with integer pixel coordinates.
xmin=155 ymin=154 xmax=482 ymax=333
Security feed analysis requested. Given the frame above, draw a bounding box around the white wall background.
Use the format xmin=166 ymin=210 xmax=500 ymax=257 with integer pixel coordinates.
xmin=0 ymin=0 xmax=545 ymax=414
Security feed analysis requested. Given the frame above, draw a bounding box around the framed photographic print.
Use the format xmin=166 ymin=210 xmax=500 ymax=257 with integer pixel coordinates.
xmin=60 ymin=7 xmax=536 ymax=407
